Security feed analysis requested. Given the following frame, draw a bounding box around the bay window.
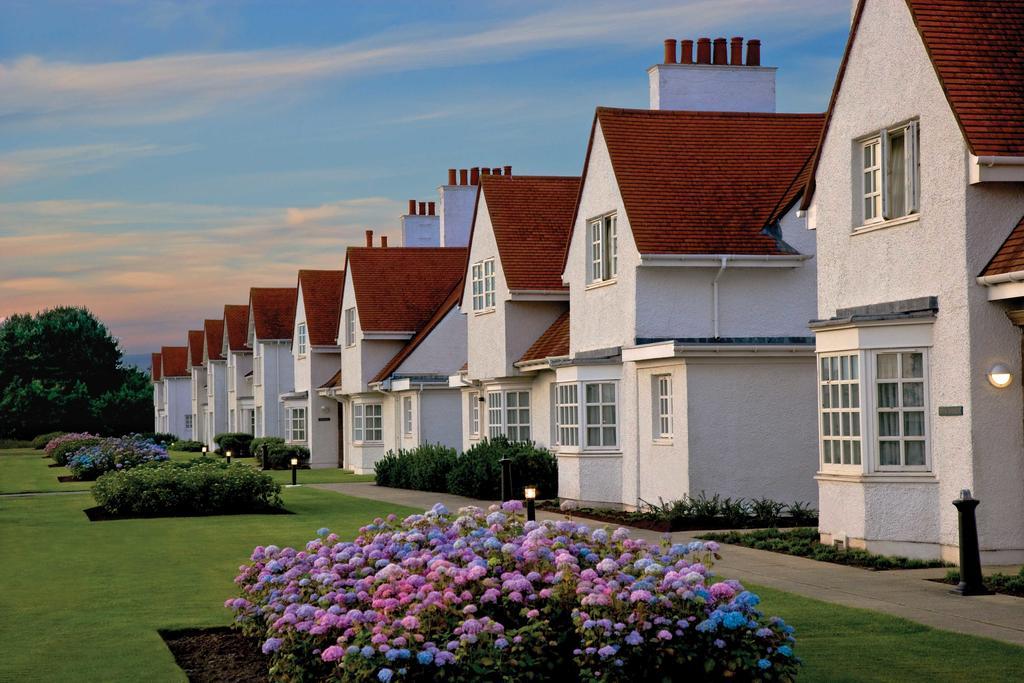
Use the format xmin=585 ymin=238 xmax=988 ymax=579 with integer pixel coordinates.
xmin=555 ymin=383 xmax=579 ymax=447
xmin=858 ymin=120 xmax=919 ymax=226
xmin=876 ymin=351 xmax=927 ymax=469
xmin=554 ymin=381 xmax=619 ymax=451
xmin=819 ymin=353 xmax=861 ymax=466
xmin=352 ymin=403 xmax=383 ymax=443
xmin=589 ymin=214 xmax=617 ymax=283
xmin=486 ymin=390 xmax=530 ymax=441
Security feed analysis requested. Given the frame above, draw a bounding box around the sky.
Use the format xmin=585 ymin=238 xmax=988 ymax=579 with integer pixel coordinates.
xmin=0 ymin=0 xmax=852 ymax=354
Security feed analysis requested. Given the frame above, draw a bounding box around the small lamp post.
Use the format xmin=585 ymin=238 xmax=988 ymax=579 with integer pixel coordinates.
xmin=499 ymin=457 xmax=513 ymax=502
xmin=225 ymin=449 xmax=232 ymax=465
xmin=951 ymin=489 xmax=991 ymax=596
xmin=524 ymin=485 xmax=537 ymax=522
xmin=291 ymin=457 xmax=299 ymax=486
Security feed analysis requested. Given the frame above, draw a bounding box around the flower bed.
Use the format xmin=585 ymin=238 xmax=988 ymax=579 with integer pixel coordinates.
xmin=698 ymin=528 xmax=948 ymax=571
xmin=45 ymin=432 xmax=100 ymax=465
xmin=66 ymin=436 xmax=169 ymax=480
xmin=227 ymin=503 xmax=799 ymax=681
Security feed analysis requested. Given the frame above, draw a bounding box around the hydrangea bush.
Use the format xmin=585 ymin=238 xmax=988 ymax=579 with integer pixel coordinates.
xmin=44 ymin=432 xmax=99 ymax=464
xmin=227 ymin=503 xmax=799 ymax=681
xmin=66 ymin=436 xmax=168 ymax=480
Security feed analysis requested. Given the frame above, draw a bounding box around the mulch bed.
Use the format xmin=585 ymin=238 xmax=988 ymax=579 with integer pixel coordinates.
xmin=57 ymin=475 xmax=83 ymax=483
xmin=83 ymin=506 xmax=294 ymax=522
xmin=47 ymin=462 xmax=63 ymax=468
xmin=160 ymin=627 xmax=269 ymax=682
xmin=537 ymin=503 xmax=816 ymax=532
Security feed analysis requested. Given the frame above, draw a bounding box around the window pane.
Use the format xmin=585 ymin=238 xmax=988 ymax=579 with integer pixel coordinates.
xmin=878 ymin=383 xmax=898 ymax=408
xmin=587 ymin=406 xmax=600 ymax=424
xmin=822 ymin=414 xmax=831 ymax=436
xmin=879 ymin=412 xmax=900 ymax=437
xmin=842 ymin=440 xmax=851 ymax=465
xmin=831 ymin=384 xmax=840 ymax=407
xmin=905 ymin=441 xmax=926 ymax=466
xmin=586 ymin=384 xmax=599 ymax=403
xmin=831 ymin=414 xmax=841 ymax=436
xmin=506 ymin=392 xmax=518 ymax=408
xmin=602 ymin=427 xmax=616 ymax=444
xmin=587 ymin=427 xmax=600 ymax=444
xmin=850 ymin=355 xmax=859 ymax=380
xmin=830 ymin=357 xmax=839 ymax=379
xmin=841 ymin=384 xmax=850 ymax=408
xmin=851 ymin=413 xmax=861 ymax=437
xmin=903 ymin=411 xmax=925 ymax=437
xmin=888 ymin=130 xmax=906 ymax=217
xmin=821 ymin=357 xmax=829 ymax=380
xmin=601 ymin=405 xmax=615 ymax=423
xmin=879 ymin=441 xmax=901 ymax=466
xmin=851 ymin=440 xmax=862 ymax=465
xmin=902 ymin=382 xmax=924 ymax=407
xmin=850 ymin=383 xmax=860 ymax=409
xmin=841 ymin=355 xmax=850 ymax=380
xmin=821 ymin=385 xmax=830 ymax=409
xmin=601 ymin=383 xmax=615 ymax=402
xmin=902 ymin=352 xmax=924 ymax=379
xmin=877 ymin=354 xmax=898 ymax=379
xmin=822 ymin=440 xmax=832 ymax=464
xmin=841 ymin=412 xmax=850 ymax=436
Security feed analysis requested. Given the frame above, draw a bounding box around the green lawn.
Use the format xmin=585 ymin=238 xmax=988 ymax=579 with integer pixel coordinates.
xmin=2 ymin=452 xmax=1024 ymax=681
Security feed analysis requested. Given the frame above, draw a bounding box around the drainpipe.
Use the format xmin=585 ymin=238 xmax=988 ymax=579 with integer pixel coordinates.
xmin=711 ymin=256 xmax=730 ymax=339
xmin=416 ymin=383 xmax=425 ymax=445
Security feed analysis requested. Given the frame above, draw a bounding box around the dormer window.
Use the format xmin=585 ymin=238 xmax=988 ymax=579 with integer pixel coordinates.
xmin=589 ymin=214 xmax=617 ymax=283
xmin=471 ymin=259 xmax=496 ymax=311
xmin=297 ymin=322 xmax=307 ymax=356
xmin=858 ymin=121 xmax=919 ymax=227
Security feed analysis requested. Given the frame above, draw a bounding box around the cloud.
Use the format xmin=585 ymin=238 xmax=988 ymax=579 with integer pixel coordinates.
xmin=0 ymin=0 xmax=847 ymax=128
xmin=0 ymin=142 xmax=198 ymax=186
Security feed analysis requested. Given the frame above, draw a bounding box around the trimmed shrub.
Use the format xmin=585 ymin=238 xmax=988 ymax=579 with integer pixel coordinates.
xmin=374 ymin=444 xmax=457 ymax=491
xmin=446 ymin=436 xmax=558 ymax=500
xmin=46 ymin=433 xmax=101 ymax=465
xmin=251 ymin=437 xmax=285 ymax=464
xmin=32 ymin=431 xmax=66 ymax=449
xmin=0 ymin=439 xmax=33 ymax=449
xmin=93 ymin=461 xmax=282 ymax=517
xmin=136 ymin=432 xmax=178 ymax=445
xmin=214 ymin=432 xmax=255 ymax=457
xmin=66 ymin=436 xmax=169 ymax=480
xmin=227 ymin=504 xmax=800 ymax=681
xmin=169 ymin=439 xmax=205 ymax=452
xmin=262 ymin=443 xmax=310 ymax=470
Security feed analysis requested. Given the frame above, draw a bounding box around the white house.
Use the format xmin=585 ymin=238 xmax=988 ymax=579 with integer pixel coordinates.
xmin=454 ymin=174 xmax=580 ymax=453
xmin=202 ymin=318 xmax=228 ymax=449
xmin=282 ymin=269 xmax=345 ymax=468
xmin=159 ymin=346 xmax=192 ymax=439
xmin=248 ymin=287 xmax=297 ymax=438
xmin=801 ymin=0 xmax=1024 ymax=563
xmin=333 ymin=242 xmax=467 ymax=473
xmin=223 ymin=303 xmax=255 ymax=435
xmin=186 ymin=329 xmax=207 ymax=446
xmin=151 ymin=352 xmax=164 ymax=433
xmin=555 ymin=37 xmax=824 ymax=509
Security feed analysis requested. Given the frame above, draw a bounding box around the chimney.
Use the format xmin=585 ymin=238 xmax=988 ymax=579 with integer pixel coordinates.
xmin=492 ymin=167 xmax=502 ymax=176
xmin=696 ymin=38 xmax=711 ymax=64
xmin=380 ymin=235 xmax=388 ymax=248
xmin=663 ymin=38 xmax=677 ymax=64
xmin=648 ymin=37 xmax=775 ymax=113
xmin=470 ymin=167 xmax=480 ymax=185
xmin=713 ymin=38 xmax=727 ymax=64
xmin=408 ymin=199 xmax=416 ymax=215
xmin=365 ymin=229 xmax=373 ymax=247
xmin=481 ymin=168 xmax=491 ymax=177
xmin=428 ymin=201 xmax=436 ymax=215
xmin=730 ymin=37 xmax=743 ymax=65
xmin=504 ymin=165 xmax=512 ymax=176
xmin=459 ymin=169 xmax=468 ymax=185
xmin=447 ymin=168 xmax=457 ymax=185
xmin=747 ymin=39 xmax=761 ymax=66
xmin=418 ymin=201 xmax=426 ymax=215
xmin=680 ymin=39 xmax=693 ymax=64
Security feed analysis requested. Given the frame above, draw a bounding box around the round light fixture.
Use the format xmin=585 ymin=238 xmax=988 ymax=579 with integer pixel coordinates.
xmin=988 ymin=364 xmax=1013 ymax=389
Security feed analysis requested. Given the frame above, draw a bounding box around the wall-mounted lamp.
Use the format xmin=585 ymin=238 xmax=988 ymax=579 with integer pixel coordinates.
xmin=988 ymin=364 xmax=1013 ymax=389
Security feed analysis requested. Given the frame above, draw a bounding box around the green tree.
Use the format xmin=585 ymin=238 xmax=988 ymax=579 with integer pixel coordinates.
xmin=0 ymin=307 xmax=151 ymax=438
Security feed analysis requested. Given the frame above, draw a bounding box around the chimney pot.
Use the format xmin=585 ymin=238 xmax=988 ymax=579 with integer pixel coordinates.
xmin=680 ymin=39 xmax=693 ymax=64
xmin=746 ymin=39 xmax=761 ymax=66
xmin=492 ymin=167 xmax=501 ymax=176
xmin=470 ymin=167 xmax=480 ymax=185
xmin=380 ymin=235 xmax=388 ymax=248
xmin=730 ymin=37 xmax=743 ymax=65
xmin=459 ymin=168 xmax=468 ymax=185
xmin=408 ymin=199 xmax=416 ymax=215
xmin=365 ymin=229 xmax=373 ymax=247
xmin=504 ymin=165 xmax=512 ymax=176
xmin=713 ymin=37 xmax=727 ymax=65
xmin=428 ymin=201 xmax=436 ymax=215
xmin=447 ymin=168 xmax=457 ymax=185
xmin=663 ymin=38 xmax=677 ymax=64
xmin=418 ymin=201 xmax=426 ymax=215
xmin=481 ymin=168 xmax=491 ymax=177
xmin=696 ymin=38 xmax=711 ymax=64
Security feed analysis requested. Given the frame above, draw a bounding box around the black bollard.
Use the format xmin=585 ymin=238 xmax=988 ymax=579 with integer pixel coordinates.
xmin=951 ymin=489 xmax=990 ymax=596
xmin=524 ymin=485 xmax=537 ymax=522
xmin=499 ymin=458 xmax=513 ymax=502
xmin=291 ymin=457 xmax=298 ymax=486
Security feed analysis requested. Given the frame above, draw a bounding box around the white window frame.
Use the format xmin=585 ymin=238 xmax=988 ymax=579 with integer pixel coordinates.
xmin=471 ymin=259 xmax=496 ymax=312
xmin=555 ymin=383 xmax=579 ymax=447
xmin=468 ymin=392 xmax=480 ymax=437
xmin=486 ymin=389 xmax=530 ymax=441
xmin=344 ymin=308 xmax=356 ymax=347
xmin=857 ymin=120 xmax=919 ymax=228
xmin=288 ymin=407 xmax=307 ymax=442
xmin=352 ymin=402 xmax=383 ymax=443
xmin=402 ymin=396 xmax=413 ymax=436
xmin=249 ymin=410 xmax=256 ymax=435
xmin=554 ymin=381 xmax=619 ymax=452
xmin=588 ymin=213 xmax=617 ymax=283
xmin=185 ymin=414 xmax=193 ymax=430
xmin=874 ymin=350 xmax=929 ymax=472
xmin=297 ymin=322 xmax=307 ymax=356
xmin=253 ymin=344 xmax=262 ymax=386
xmin=818 ymin=352 xmax=862 ymax=470
xmin=653 ymin=374 xmax=673 ymax=441
xmin=487 ymin=391 xmax=503 ymax=439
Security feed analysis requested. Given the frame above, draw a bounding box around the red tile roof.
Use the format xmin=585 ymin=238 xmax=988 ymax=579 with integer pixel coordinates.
xmin=250 ymin=287 xmax=297 ymax=341
xmin=151 ymin=352 xmax=162 ymax=382
xmin=204 ymin=319 xmax=225 ymax=362
xmin=518 ymin=310 xmax=570 ymax=363
xmin=982 ymin=215 xmax=1024 ymax=276
xmin=160 ymin=346 xmax=189 ymax=378
xmin=187 ymin=329 xmax=204 ymax=369
xmin=476 ymin=175 xmax=580 ymax=291
xmin=319 ymin=369 xmax=342 ymax=389
xmin=223 ymin=304 xmax=250 ymax=352
xmin=371 ymin=281 xmax=463 ymax=383
xmin=345 ymin=247 xmax=467 ymax=333
xmin=908 ymin=0 xmax=1024 ymax=157
xmin=587 ymin=107 xmax=822 ymax=256
xmin=297 ymin=269 xmax=344 ymax=347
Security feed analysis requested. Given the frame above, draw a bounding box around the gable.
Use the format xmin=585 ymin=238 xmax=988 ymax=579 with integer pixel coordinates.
xmin=297 ymin=269 xmax=344 ymax=346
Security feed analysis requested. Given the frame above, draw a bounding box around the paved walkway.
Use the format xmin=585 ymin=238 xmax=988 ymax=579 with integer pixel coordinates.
xmin=314 ymin=482 xmax=1024 ymax=647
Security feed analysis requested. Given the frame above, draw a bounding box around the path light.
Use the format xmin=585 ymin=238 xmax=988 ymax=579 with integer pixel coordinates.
xmin=524 ymin=485 xmax=537 ymax=522
xmin=988 ymin=363 xmax=1013 ymax=388
xmin=226 ymin=449 xmax=232 ymax=464
xmin=201 ymin=446 xmax=208 ymax=455
xmin=291 ymin=457 xmax=299 ymax=486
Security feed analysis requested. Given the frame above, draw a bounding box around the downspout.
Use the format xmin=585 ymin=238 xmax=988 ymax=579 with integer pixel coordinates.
xmin=711 ymin=256 xmax=730 ymax=339
xmin=634 ymin=362 xmax=642 ymax=509
xmin=417 ymin=383 xmax=425 ymax=445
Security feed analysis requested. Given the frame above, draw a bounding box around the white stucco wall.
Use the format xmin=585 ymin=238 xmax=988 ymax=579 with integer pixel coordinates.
xmin=439 ymin=184 xmax=478 ymax=248
xmin=189 ymin=366 xmax=207 ymax=443
xmin=401 ymin=214 xmax=440 ymax=247
xmin=648 ymin=63 xmax=776 ymax=113
xmin=165 ymin=377 xmax=192 ymax=440
xmin=339 ymin=271 xmax=406 ymax=395
xmin=254 ymin=340 xmax=294 ymax=438
xmin=809 ymin=0 xmax=1024 ymax=561
xmin=418 ymin=389 xmax=462 ymax=449
xmin=396 ymin=308 xmax=467 ymax=376
xmin=206 ymin=360 xmax=227 ymax=447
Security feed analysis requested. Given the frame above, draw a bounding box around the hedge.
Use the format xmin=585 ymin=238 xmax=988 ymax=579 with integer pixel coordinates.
xmin=66 ymin=436 xmax=169 ymax=480
xmin=374 ymin=444 xmax=457 ymax=492
xmin=92 ymin=461 xmax=282 ymax=517
xmin=251 ymin=437 xmax=285 ymax=464
xmin=48 ymin=435 xmax=102 ymax=466
xmin=135 ymin=432 xmax=178 ymax=445
xmin=214 ymin=432 xmax=255 ymax=457
xmin=262 ymin=443 xmax=310 ymax=470
xmin=32 ymin=431 xmax=67 ymax=449
xmin=169 ymin=439 xmax=206 ymax=452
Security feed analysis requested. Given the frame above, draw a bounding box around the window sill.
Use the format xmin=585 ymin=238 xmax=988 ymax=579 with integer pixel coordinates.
xmin=473 ymin=308 xmax=496 ymax=317
xmin=556 ymin=449 xmax=623 ymax=458
xmin=585 ymin=279 xmax=618 ymax=291
xmin=815 ymin=470 xmax=936 ymax=484
xmin=852 ymin=214 xmax=919 ymax=236
xmin=353 ymin=441 xmax=384 ymax=447
xmin=652 ymin=438 xmax=674 ymax=447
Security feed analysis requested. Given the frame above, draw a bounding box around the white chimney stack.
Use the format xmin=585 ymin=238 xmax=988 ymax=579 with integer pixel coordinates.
xmin=648 ymin=37 xmax=776 ymax=113
xmin=401 ymin=197 xmax=440 ymax=247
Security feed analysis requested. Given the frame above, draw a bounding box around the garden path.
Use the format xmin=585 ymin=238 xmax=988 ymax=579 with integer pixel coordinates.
xmin=314 ymin=482 xmax=1024 ymax=647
